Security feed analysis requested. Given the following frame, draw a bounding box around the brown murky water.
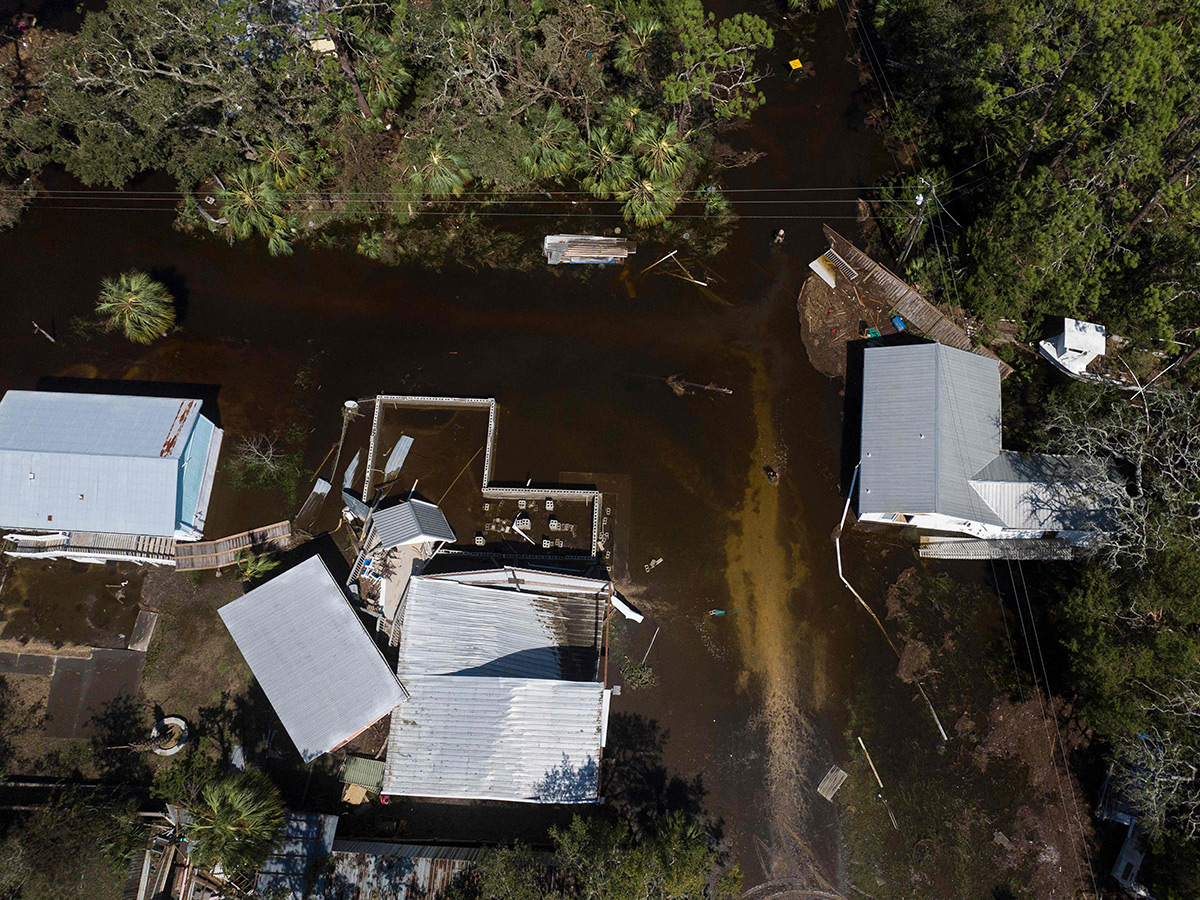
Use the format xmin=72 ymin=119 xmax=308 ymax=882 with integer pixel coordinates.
xmin=0 ymin=8 xmax=901 ymax=886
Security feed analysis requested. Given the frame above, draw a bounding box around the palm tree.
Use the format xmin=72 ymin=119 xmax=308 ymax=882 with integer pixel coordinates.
xmin=410 ymin=142 xmax=471 ymax=197
xmin=185 ymin=770 xmax=284 ymax=875
xmin=600 ymin=96 xmax=644 ymax=139
xmin=217 ymin=168 xmax=295 ymax=257
xmin=614 ymin=17 xmax=661 ymax=76
xmin=577 ymin=127 xmax=635 ymax=199
xmin=233 ymin=550 xmax=279 ymax=581
xmin=634 ymin=121 xmax=691 ymax=181
xmin=520 ymin=105 xmax=581 ymax=180
xmin=620 ymin=178 xmax=681 ymax=227
xmin=255 ymin=137 xmax=317 ymax=190
xmin=95 ymin=271 xmax=176 ymax=344
xmin=351 ymin=28 xmax=413 ymax=117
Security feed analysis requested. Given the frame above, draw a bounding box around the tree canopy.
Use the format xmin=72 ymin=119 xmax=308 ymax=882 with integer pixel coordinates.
xmin=869 ymin=0 xmax=1200 ymax=343
xmin=0 ymin=0 xmax=774 ymax=263
xmin=447 ymin=813 xmax=741 ymax=900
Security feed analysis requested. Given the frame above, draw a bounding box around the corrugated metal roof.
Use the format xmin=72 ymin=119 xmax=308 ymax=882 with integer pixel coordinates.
xmin=325 ymin=844 xmax=482 ymax=900
xmin=341 ymin=755 xmax=386 ymax=791
xmin=397 ymin=577 xmax=602 ymax=681
xmin=0 ymin=391 xmax=213 ymax=536
xmin=859 ymin=344 xmax=1004 ymax=525
xmin=374 ymin=499 xmax=456 ymax=548
xmin=383 ymin=571 xmax=608 ymax=802
xmin=384 ymin=676 xmax=606 ymax=802
xmin=219 ymin=556 xmax=404 ymax=763
xmin=969 ymin=451 xmax=1118 ymax=531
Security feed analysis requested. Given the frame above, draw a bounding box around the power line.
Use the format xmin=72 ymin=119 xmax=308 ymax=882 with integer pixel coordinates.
xmin=1015 ymin=560 xmax=1101 ymax=897
xmin=1006 ymin=560 xmax=1100 ymax=897
xmin=0 ymin=185 xmax=905 ymax=197
xmin=20 ymin=205 xmax=923 ymax=220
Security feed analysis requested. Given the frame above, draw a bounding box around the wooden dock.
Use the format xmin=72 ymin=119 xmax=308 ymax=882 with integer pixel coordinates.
xmin=174 ymin=521 xmax=292 ymax=570
xmin=823 ymin=225 xmax=1013 ymax=377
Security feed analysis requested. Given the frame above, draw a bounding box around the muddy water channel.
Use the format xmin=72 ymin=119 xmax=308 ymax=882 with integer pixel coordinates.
xmin=0 ymin=9 xmax=922 ymax=890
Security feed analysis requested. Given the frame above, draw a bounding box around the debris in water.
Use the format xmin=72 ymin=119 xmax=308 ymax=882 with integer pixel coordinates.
xmin=763 ymin=465 xmax=779 ymax=484
xmin=665 ymin=374 xmax=733 ymax=397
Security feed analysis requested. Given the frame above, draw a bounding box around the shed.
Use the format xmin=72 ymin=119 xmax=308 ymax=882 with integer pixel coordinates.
xmin=0 ymin=390 xmax=222 ymax=539
xmin=219 ymin=556 xmax=404 ymax=762
xmin=373 ymin=499 xmax=456 ymax=549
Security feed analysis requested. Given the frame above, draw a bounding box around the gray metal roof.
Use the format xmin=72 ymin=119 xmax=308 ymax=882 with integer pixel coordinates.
xmin=0 ymin=391 xmax=208 ymax=536
xmin=969 ymin=451 xmax=1118 ymax=531
xmin=384 ymin=676 xmax=606 ymax=802
xmin=383 ymin=572 xmax=609 ymax=802
xmin=219 ymin=556 xmax=404 ymax=763
xmin=397 ymin=576 xmax=603 ymax=681
xmin=859 ymin=344 xmax=1004 ymax=525
xmin=373 ymin=499 xmax=456 ymax=548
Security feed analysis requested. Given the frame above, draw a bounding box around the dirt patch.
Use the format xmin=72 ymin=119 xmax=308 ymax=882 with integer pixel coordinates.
xmin=138 ymin=567 xmax=251 ymax=724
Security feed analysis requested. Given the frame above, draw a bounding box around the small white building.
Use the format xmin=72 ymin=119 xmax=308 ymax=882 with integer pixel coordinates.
xmin=1038 ymin=317 xmax=1107 ymax=377
xmin=858 ymin=343 xmax=1116 ymax=547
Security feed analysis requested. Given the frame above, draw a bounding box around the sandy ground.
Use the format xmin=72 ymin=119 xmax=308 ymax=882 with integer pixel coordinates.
xmin=722 ymin=355 xmax=834 ymax=890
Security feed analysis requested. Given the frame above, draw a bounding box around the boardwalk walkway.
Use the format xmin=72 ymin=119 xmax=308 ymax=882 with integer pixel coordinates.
xmin=174 ymin=521 xmax=292 ymax=570
xmin=4 ymin=531 xmax=176 ymax=564
xmin=823 ymin=225 xmax=1013 ymax=377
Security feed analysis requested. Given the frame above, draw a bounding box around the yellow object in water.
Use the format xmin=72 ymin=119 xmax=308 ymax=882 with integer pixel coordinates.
xmin=789 ymin=59 xmax=803 ymax=70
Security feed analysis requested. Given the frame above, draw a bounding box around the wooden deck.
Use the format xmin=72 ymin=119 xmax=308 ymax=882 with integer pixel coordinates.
xmin=5 ymin=531 xmax=176 ymax=562
xmin=823 ymin=225 xmax=1013 ymax=377
xmin=174 ymin=521 xmax=292 ymax=570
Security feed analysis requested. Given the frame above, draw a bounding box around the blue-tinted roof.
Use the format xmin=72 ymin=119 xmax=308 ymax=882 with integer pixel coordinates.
xmin=0 ymin=391 xmax=214 ymax=536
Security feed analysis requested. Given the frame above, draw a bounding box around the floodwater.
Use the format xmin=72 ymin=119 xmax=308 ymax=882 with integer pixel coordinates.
xmin=0 ymin=7 xmax=903 ymax=888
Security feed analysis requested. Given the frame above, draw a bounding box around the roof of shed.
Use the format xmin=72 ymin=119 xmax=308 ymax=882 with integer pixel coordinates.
xmin=859 ymin=343 xmax=1004 ymax=525
xmin=0 ymin=391 xmax=205 ymax=535
xmin=374 ymin=499 xmax=456 ymax=548
xmin=219 ymin=556 xmax=404 ymax=763
xmin=969 ymin=451 xmax=1119 ymax=531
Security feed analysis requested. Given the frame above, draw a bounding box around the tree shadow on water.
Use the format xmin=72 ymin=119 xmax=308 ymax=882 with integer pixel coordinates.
xmin=602 ymin=713 xmax=709 ymax=832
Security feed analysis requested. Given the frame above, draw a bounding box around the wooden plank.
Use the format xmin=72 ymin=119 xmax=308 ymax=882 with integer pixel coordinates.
xmin=822 ymin=225 xmax=1013 ymax=377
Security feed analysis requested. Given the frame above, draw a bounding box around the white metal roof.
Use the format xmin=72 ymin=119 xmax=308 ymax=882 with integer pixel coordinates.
xmin=1062 ymin=318 xmax=1107 ymax=355
xmin=219 ymin=556 xmax=404 ymax=763
xmin=384 ymin=676 xmax=606 ymax=802
xmin=383 ymin=571 xmax=608 ymax=802
xmin=0 ymin=391 xmax=208 ymax=536
xmin=396 ymin=576 xmax=603 ymax=681
xmin=373 ymin=499 xmax=456 ymax=548
xmin=969 ymin=452 xmax=1118 ymax=531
